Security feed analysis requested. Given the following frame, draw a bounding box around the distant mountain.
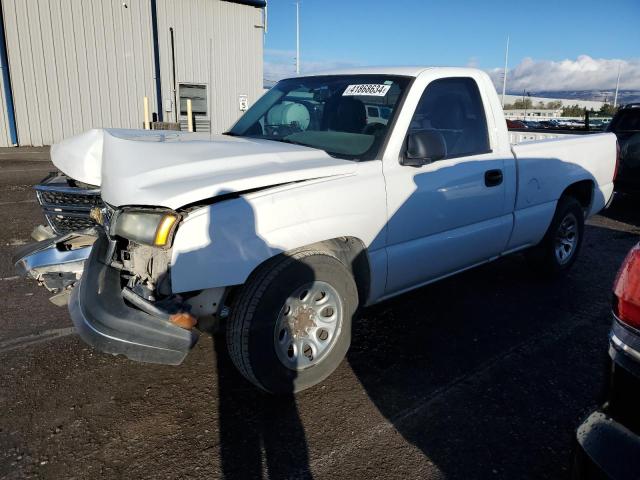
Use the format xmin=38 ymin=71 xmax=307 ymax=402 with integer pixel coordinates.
xmin=508 ymin=90 xmax=640 ymax=105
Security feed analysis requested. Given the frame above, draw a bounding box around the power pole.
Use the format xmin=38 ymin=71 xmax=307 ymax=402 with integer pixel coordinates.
xmin=295 ymin=1 xmax=300 ymax=75
xmin=501 ymin=35 xmax=509 ymax=108
xmin=613 ymin=62 xmax=621 ymax=108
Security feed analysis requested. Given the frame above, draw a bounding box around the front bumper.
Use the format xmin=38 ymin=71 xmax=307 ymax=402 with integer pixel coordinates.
xmin=13 ymin=231 xmax=94 ymax=305
xmin=13 ymin=233 xmax=93 ymax=285
xmin=573 ymin=318 xmax=640 ymax=479
xmin=574 ymin=411 xmax=640 ymax=479
xmin=69 ymin=234 xmax=198 ymax=365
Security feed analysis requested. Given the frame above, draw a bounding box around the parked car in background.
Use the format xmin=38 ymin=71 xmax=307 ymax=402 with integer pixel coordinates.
xmin=523 ymin=120 xmax=543 ymax=129
xmin=607 ymin=104 xmax=640 ymax=195
xmin=506 ymin=119 xmax=527 ymax=129
xmin=573 ymin=243 xmax=640 ymax=479
xmin=538 ymin=120 xmax=558 ymax=129
xmin=15 ymin=67 xmax=617 ymax=394
xmin=589 ymin=118 xmax=611 ymax=131
xmin=557 ymin=119 xmax=586 ymax=129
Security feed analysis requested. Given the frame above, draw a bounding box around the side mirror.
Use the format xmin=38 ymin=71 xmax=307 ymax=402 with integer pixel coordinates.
xmin=403 ymin=130 xmax=447 ymax=167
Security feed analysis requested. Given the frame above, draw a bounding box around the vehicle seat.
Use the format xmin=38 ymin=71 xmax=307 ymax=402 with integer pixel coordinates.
xmin=324 ymin=97 xmax=367 ymax=133
xmin=430 ymin=94 xmax=485 ymax=156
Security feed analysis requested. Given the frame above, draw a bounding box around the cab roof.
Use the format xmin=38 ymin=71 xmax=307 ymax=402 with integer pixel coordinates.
xmin=289 ymin=66 xmax=483 ymax=79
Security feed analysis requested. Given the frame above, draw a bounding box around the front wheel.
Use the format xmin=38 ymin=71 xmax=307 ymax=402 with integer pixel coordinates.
xmin=526 ymin=196 xmax=585 ymax=276
xmin=226 ymin=250 xmax=358 ymax=394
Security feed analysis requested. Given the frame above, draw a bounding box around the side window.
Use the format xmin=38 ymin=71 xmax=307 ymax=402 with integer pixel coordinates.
xmin=409 ymin=77 xmax=490 ymax=159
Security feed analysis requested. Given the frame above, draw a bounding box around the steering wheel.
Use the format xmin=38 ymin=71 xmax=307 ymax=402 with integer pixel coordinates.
xmin=265 ymin=124 xmax=300 ymax=137
xmin=362 ymin=122 xmax=387 ymax=136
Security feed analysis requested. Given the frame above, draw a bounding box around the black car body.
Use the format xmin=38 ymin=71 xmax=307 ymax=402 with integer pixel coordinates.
xmin=607 ymin=104 xmax=640 ymax=195
xmin=574 ymin=244 xmax=640 ymax=479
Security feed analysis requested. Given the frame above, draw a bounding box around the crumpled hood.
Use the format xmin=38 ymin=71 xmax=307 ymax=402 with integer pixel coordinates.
xmin=50 ymin=129 xmax=356 ymax=209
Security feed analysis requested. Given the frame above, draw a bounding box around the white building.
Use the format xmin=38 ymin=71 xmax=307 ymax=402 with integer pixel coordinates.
xmin=503 ymin=109 xmax=563 ymax=119
xmin=501 ymin=94 xmax=605 ymax=111
xmin=0 ymin=0 xmax=266 ymax=147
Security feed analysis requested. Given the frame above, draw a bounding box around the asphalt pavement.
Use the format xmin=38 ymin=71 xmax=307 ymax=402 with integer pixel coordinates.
xmin=1 ymin=156 xmax=639 ymax=479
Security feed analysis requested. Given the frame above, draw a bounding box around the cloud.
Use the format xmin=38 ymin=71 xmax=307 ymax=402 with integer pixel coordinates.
xmin=487 ymin=55 xmax=640 ymax=92
xmin=264 ymin=49 xmax=361 ymax=82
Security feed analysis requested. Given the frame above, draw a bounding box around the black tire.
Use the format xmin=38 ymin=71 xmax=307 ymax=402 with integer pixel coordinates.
xmin=526 ymin=196 xmax=585 ymax=276
xmin=226 ymin=249 xmax=358 ymax=394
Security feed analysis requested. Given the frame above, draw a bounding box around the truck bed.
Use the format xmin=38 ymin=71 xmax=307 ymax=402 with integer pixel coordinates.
xmin=509 ymin=128 xmax=600 ymax=145
xmin=511 ymin=132 xmax=616 ymax=217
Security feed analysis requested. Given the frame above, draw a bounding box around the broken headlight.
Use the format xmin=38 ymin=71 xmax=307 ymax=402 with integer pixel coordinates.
xmin=112 ymin=209 xmax=180 ymax=248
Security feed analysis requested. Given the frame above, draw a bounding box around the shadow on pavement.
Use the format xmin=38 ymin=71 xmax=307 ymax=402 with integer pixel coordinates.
xmin=212 ymin=334 xmax=313 ymax=480
xmin=174 ymin=194 xmax=313 ymax=480
xmin=347 ymin=222 xmax=632 ymax=479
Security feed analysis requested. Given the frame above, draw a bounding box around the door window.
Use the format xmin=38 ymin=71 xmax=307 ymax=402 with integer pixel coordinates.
xmin=409 ymin=77 xmax=490 ymax=159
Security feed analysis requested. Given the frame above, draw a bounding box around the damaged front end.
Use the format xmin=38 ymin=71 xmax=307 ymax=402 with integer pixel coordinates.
xmin=69 ymin=232 xmax=199 ymax=365
xmin=14 ymin=172 xmax=101 ymax=305
xmin=67 ymin=203 xmax=207 ymax=364
xmin=13 ymin=231 xmax=95 ymax=306
xmin=15 ymin=173 xmax=206 ymax=365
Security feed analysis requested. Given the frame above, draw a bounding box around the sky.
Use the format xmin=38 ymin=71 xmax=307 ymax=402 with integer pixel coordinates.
xmin=263 ymin=0 xmax=640 ymax=92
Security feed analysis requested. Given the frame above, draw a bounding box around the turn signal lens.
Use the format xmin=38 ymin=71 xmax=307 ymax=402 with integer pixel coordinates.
xmin=613 ymin=243 xmax=640 ymax=329
xmin=154 ymin=214 xmax=178 ymax=246
xmin=113 ymin=209 xmax=180 ymax=248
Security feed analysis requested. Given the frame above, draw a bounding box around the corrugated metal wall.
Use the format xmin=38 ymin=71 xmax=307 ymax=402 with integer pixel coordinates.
xmin=0 ymin=64 xmax=11 ymax=146
xmin=156 ymin=0 xmax=264 ymax=134
xmin=0 ymin=0 xmax=263 ymax=146
xmin=1 ymin=0 xmax=158 ymax=147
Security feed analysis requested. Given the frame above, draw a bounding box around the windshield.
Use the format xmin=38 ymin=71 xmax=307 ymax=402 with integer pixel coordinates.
xmin=228 ymin=75 xmax=412 ymax=160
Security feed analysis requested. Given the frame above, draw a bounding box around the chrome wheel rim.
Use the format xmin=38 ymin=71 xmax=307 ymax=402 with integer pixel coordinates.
xmin=554 ymin=212 xmax=578 ymax=265
xmin=274 ymin=281 xmax=343 ymax=371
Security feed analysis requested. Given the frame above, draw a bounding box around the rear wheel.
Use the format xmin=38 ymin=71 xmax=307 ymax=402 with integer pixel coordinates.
xmin=526 ymin=196 xmax=585 ymax=276
xmin=226 ymin=250 xmax=358 ymax=394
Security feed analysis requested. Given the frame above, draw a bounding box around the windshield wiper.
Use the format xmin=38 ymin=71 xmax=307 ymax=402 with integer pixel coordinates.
xmin=277 ymin=137 xmax=307 ymax=147
xmin=269 ymin=137 xmax=337 ymax=155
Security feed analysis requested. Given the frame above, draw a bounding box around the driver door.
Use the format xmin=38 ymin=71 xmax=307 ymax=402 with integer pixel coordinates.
xmin=383 ymin=77 xmax=513 ymax=295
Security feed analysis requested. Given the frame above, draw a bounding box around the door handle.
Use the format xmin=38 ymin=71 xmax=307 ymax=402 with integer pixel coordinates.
xmin=484 ymin=169 xmax=503 ymax=187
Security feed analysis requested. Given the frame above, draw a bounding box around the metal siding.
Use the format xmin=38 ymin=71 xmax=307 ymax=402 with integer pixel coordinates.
xmin=0 ymin=73 xmax=10 ymax=146
xmin=156 ymin=0 xmax=263 ymax=134
xmin=34 ymin=1 xmax=60 ymax=143
xmin=1 ymin=0 xmax=158 ymax=146
xmin=0 ymin=0 xmax=261 ymax=145
xmin=0 ymin=2 xmax=11 ymax=147
xmin=7 ymin=0 xmax=34 ymax=145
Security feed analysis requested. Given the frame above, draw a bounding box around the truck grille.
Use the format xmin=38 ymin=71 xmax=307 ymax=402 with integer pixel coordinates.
xmin=37 ymin=189 xmax=103 ymax=209
xmin=35 ymin=174 xmax=104 ymax=235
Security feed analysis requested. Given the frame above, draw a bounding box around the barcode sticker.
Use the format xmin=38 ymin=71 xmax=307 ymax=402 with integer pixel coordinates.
xmin=342 ymin=84 xmax=391 ymax=97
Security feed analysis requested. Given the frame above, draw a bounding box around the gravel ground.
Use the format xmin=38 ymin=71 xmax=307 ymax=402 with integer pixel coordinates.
xmin=1 ymin=157 xmax=638 ymax=479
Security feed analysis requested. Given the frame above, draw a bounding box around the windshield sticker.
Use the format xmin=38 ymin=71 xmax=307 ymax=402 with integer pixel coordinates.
xmin=342 ymin=84 xmax=391 ymax=97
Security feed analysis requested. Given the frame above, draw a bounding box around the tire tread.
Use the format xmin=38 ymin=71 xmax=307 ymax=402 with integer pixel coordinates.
xmin=226 ymin=249 xmax=340 ymax=390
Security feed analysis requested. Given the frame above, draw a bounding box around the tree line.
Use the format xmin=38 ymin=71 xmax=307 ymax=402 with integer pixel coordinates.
xmin=504 ymin=100 xmax=618 ymax=117
xmin=504 ymin=99 xmax=561 ymax=110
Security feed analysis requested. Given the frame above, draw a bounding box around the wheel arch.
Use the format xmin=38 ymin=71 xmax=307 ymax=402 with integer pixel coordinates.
xmin=300 ymin=237 xmax=371 ymax=307
xmin=560 ymin=179 xmax=594 ymax=211
xmin=225 ymin=236 xmax=372 ymax=309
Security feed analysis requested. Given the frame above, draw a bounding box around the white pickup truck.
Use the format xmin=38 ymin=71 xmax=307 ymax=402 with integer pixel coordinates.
xmin=15 ymin=67 xmax=617 ymax=393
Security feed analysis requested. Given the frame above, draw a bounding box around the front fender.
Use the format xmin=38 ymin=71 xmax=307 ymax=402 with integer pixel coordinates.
xmin=169 ymin=164 xmax=387 ymax=294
